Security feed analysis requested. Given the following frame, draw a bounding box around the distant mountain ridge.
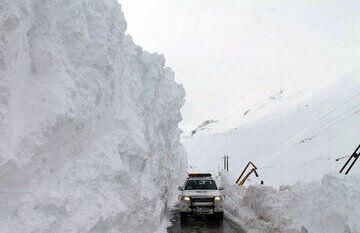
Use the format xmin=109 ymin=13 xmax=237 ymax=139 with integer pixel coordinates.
xmin=183 ymin=87 xmax=314 ymax=140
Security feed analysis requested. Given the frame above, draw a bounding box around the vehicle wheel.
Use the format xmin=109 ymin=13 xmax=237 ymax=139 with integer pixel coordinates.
xmin=216 ymin=212 xmax=224 ymax=221
xmin=180 ymin=212 xmax=187 ymax=222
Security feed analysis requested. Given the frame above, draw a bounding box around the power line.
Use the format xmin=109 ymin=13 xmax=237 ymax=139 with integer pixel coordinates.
xmin=306 ymin=108 xmax=360 ymax=138
xmin=300 ymin=102 xmax=360 ymax=140
xmin=229 ymin=90 xmax=360 ymax=173
xmin=278 ymin=91 xmax=360 ymax=146
xmin=311 ymin=91 xmax=360 ymax=125
xmin=243 ymin=91 xmax=360 ymax=162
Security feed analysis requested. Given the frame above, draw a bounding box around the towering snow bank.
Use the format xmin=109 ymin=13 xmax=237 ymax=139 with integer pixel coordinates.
xmin=0 ymin=1 xmax=186 ymax=232
xmin=222 ymin=173 xmax=360 ymax=233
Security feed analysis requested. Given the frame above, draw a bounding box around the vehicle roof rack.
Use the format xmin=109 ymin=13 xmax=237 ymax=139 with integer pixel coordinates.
xmin=188 ymin=173 xmax=212 ymax=178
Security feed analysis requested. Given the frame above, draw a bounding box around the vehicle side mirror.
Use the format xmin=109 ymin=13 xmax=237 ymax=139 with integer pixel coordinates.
xmin=178 ymin=186 xmax=184 ymax=191
xmin=219 ymin=187 xmax=224 ymax=191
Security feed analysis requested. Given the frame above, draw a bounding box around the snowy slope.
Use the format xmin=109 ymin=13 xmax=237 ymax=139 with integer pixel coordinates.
xmin=182 ymin=87 xmax=316 ymax=138
xmin=184 ymin=76 xmax=360 ymax=186
xmin=0 ymin=1 xmax=186 ymax=233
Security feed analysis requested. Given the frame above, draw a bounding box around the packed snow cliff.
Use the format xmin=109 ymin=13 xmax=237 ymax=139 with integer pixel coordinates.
xmin=221 ymin=172 xmax=360 ymax=233
xmin=0 ymin=1 xmax=186 ymax=232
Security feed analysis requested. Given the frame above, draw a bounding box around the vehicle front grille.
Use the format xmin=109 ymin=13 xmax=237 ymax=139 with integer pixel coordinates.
xmin=191 ymin=197 xmax=214 ymax=202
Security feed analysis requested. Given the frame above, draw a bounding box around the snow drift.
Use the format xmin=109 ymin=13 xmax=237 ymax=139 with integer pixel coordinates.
xmin=0 ymin=0 xmax=186 ymax=232
xmin=222 ymin=173 xmax=360 ymax=233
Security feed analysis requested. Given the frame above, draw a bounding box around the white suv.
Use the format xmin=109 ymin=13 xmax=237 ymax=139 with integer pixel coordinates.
xmin=178 ymin=173 xmax=224 ymax=221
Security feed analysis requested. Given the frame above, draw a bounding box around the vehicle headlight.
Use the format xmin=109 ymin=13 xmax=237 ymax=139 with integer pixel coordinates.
xmin=183 ymin=196 xmax=191 ymax=202
xmin=214 ymin=196 xmax=222 ymax=202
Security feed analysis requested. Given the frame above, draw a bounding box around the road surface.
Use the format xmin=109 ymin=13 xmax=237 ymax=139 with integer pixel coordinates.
xmin=167 ymin=209 xmax=246 ymax=233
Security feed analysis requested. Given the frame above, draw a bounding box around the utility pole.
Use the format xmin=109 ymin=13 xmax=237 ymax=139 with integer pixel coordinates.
xmin=222 ymin=155 xmax=224 ymax=171
xmin=226 ymin=155 xmax=229 ymax=172
xmin=222 ymin=155 xmax=229 ymax=171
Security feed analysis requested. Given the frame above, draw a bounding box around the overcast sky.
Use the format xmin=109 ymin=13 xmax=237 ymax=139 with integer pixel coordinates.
xmin=119 ymin=0 xmax=360 ymax=130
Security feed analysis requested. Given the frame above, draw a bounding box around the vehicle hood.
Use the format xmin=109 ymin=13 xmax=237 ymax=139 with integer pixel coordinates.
xmin=182 ymin=190 xmax=221 ymax=196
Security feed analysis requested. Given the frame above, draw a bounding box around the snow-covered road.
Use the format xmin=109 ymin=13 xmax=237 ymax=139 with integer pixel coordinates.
xmin=167 ymin=209 xmax=246 ymax=233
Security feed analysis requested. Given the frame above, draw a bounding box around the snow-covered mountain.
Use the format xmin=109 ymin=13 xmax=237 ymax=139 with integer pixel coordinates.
xmin=184 ymin=76 xmax=360 ymax=232
xmin=184 ymin=76 xmax=360 ymax=186
xmin=0 ymin=1 xmax=185 ymax=233
xmin=182 ymin=87 xmax=316 ymax=139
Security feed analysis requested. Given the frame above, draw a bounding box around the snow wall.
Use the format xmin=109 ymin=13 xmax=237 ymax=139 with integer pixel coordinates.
xmin=221 ymin=173 xmax=360 ymax=233
xmin=0 ymin=0 xmax=186 ymax=232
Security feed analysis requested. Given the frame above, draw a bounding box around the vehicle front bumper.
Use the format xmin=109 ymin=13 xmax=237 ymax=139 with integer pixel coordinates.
xmin=179 ymin=198 xmax=224 ymax=214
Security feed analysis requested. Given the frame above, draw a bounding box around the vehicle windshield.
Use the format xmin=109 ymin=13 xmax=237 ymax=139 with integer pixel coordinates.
xmin=185 ymin=180 xmax=218 ymax=190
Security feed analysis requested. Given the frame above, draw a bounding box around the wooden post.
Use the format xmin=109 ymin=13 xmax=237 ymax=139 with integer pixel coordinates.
xmin=340 ymin=144 xmax=360 ymax=174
